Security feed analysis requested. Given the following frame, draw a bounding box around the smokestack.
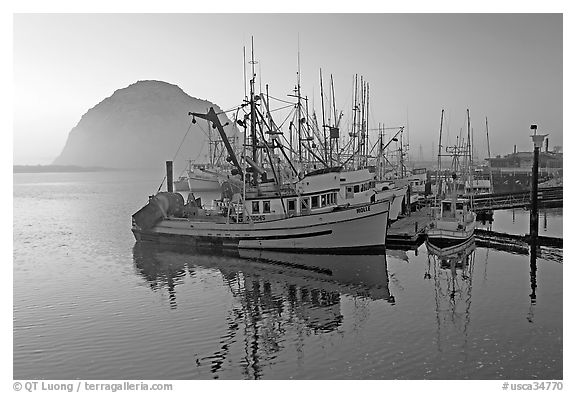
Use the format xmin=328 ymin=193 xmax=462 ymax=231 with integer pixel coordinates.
xmin=514 ymin=145 xmax=517 ymax=154
xmin=166 ymin=161 xmax=173 ymax=192
xmin=545 ymin=138 xmax=549 ymax=152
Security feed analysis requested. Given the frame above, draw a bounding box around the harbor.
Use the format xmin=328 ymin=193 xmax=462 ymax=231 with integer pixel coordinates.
xmin=13 ymin=170 xmax=563 ymax=380
xmin=13 ymin=13 xmax=563 ymax=385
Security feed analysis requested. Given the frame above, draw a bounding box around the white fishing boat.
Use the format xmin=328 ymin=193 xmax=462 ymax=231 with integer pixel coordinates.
xmin=427 ymin=197 xmax=476 ymax=249
xmin=374 ymin=180 xmax=408 ymax=221
xmin=173 ymin=160 xmax=192 ymax=191
xmin=187 ymin=164 xmax=223 ymax=191
xmin=336 ymin=167 xmax=406 ymax=221
xmin=427 ymin=109 xmax=476 ymax=249
xmin=426 ymin=235 xmax=476 ymax=259
xmin=173 ymin=176 xmax=190 ymax=191
xmin=132 ymin=180 xmax=391 ymax=252
xmin=133 ymin=51 xmax=391 ymax=253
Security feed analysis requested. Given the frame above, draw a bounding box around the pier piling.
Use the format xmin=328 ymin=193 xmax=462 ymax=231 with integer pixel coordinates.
xmin=166 ymin=160 xmax=174 ymax=193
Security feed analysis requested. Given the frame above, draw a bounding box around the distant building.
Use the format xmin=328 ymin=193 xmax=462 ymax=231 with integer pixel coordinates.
xmin=488 ymin=145 xmax=562 ymax=176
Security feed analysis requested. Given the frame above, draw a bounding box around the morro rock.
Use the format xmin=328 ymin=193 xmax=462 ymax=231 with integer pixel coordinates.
xmin=53 ymin=80 xmax=236 ymax=169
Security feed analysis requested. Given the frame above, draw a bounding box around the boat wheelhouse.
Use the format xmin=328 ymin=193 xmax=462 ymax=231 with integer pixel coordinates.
xmin=427 ymin=197 xmax=476 ymax=249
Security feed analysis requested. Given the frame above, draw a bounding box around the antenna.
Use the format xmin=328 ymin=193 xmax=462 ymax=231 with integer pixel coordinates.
xmin=243 ymin=46 xmax=247 ymax=100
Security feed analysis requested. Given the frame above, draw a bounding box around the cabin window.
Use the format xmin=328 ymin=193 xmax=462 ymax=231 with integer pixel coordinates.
xmin=252 ymin=201 xmax=260 ymax=213
xmin=311 ymin=195 xmax=319 ymax=209
xmin=321 ymin=194 xmax=327 ymax=207
xmin=301 ymin=197 xmax=310 ymax=214
xmin=443 ymin=202 xmax=451 ymax=212
xmin=346 ymin=187 xmax=353 ymax=199
xmin=263 ymin=200 xmax=271 ymax=214
xmin=287 ymin=199 xmax=297 ymax=215
xmin=354 ymin=185 xmax=360 ymax=193
xmin=456 ymin=203 xmax=464 ymax=211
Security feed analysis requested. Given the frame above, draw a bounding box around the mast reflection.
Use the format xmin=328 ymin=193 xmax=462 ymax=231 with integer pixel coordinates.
xmin=132 ymin=243 xmax=393 ymax=378
xmin=425 ymin=238 xmax=476 ymax=352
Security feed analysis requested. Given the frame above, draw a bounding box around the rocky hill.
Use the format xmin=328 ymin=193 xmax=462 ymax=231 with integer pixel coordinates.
xmin=53 ymin=80 xmax=237 ymax=170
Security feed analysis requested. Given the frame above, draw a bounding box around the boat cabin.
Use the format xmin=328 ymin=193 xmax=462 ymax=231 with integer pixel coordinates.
xmin=339 ymin=168 xmax=376 ymax=204
xmin=239 ymin=170 xmax=341 ymax=222
xmin=438 ymin=198 xmax=472 ymax=220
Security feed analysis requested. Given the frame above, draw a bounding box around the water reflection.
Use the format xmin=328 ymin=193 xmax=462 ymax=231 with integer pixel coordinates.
xmin=425 ymin=239 xmax=476 ymax=352
xmin=527 ymin=240 xmax=538 ymax=324
xmin=131 ymin=244 xmax=393 ymax=378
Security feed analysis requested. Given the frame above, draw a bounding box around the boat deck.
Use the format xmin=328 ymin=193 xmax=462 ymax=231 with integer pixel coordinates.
xmin=386 ymin=207 xmax=432 ymax=249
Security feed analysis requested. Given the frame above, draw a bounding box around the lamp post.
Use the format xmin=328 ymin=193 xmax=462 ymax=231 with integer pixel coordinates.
xmin=529 ymin=125 xmax=548 ymax=243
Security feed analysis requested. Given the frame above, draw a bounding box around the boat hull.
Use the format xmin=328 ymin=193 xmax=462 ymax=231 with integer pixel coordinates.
xmin=187 ymin=176 xmax=221 ymax=191
xmin=426 ymin=236 xmax=476 ymax=258
xmin=133 ymin=199 xmax=390 ymax=253
xmin=376 ymin=186 xmax=407 ymax=221
xmin=426 ymin=225 xmax=475 ymax=249
xmin=174 ymin=178 xmax=190 ymax=191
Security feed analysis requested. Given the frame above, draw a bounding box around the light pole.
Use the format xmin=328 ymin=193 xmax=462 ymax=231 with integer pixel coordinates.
xmin=529 ymin=125 xmax=548 ymax=242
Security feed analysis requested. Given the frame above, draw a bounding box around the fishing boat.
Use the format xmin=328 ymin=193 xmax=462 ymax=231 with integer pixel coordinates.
xmin=426 ymin=235 xmax=475 ymax=264
xmin=132 ymin=49 xmax=391 ymax=253
xmin=427 ymin=109 xmax=476 ymax=249
xmin=132 ymin=167 xmax=391 ymax=253
xmin=187 ymin=164 xmax=223 ymax=191
xmin=173 ymin=160 xmax=192 ymax=191
xmin=174 ymin=175 xmax=190 ymax=191
xmin=427 ymin=200 xmax=476 ymax=251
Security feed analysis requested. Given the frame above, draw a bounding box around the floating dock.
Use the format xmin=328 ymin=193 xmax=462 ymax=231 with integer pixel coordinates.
xmin=387 ymin=207 xmax=431 ymax=248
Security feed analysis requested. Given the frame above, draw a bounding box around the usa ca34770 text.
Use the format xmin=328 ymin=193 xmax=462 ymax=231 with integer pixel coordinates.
xmin=506 ymin=382 xmax=563 ymax=391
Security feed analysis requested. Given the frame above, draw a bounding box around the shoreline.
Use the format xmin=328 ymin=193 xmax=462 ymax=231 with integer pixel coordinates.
xmin=13 ymin=165 xmax=117 ymax=173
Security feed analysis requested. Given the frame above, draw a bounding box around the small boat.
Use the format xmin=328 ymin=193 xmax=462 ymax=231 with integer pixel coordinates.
xmin=427 ymin=197 xmax=476 ymax=249
xmin=426 ymin=233 xmax=476 ymax=259
xmin=187 ymin=164 xmax=223 ymax=192
xmin=427 ymin=108 xmax=476 ymax=249
xmin=173 ymin=160 xmax=193 ymax=191
xmin=174 ymin=175 xmax=190 ymax=192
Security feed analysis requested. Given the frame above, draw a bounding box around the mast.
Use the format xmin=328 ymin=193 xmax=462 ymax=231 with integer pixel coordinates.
xmin=437 ymin=109 xmax=444 ymax=198
xmin=319 ymin=68 xmax=328 ymax=165
xmin=399 ymin=127 xmax=404 ymax=178
xmin=351 ymin=75 xmax=358 ymax=169
xmin=330 ymin=74 xmax=337 ymax=165
xmin=485 ymin=116 xmax=494 ymax=193
xmin=250 ymin=37 xmax=257 ymax=164
xmin=466 ymin=109 xmax=473 ymax=207
xmin=243 ymin=46 xmax=247 ymax=101
xmin=360 ymin=76 xmax=365 ymax=168
xmin=207 ymin=116 xmax=213 ymax=166
xmin=365 ymin=83 xmax=370 ymax=168
xmin=297 ymin=40 xmax=302 ymax=163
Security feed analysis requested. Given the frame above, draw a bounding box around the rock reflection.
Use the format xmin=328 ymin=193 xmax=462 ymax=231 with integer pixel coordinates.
xmin=131 ymin=244 xmax=393 ymax=379
xmin=425 ymin=239 xmax=476 ymax=352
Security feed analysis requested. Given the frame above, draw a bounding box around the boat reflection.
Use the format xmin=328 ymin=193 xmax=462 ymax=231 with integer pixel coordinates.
xmin=132 ymin=243 xmax=394 ymax=378
xmin=424 ymin=238 xmax=476 ymax=351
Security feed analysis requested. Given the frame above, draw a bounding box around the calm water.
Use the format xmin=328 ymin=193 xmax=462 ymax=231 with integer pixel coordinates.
xmin=13 ymin=171 xmax=563 ymax=380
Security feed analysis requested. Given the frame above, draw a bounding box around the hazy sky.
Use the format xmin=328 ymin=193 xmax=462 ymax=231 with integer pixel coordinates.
xmin=13 ymin=13 xmax=562 ymax=165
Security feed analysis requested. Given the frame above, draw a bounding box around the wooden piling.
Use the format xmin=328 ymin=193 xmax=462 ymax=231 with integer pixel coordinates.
xmin=166 ymin=161 xmax=173 ymax=193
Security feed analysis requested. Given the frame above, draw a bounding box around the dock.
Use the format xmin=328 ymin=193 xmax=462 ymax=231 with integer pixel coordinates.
xmin=387 ymin=207 xmax=431 ymax=248
xmin=472 ymin=186 xmax=562 ymax=211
